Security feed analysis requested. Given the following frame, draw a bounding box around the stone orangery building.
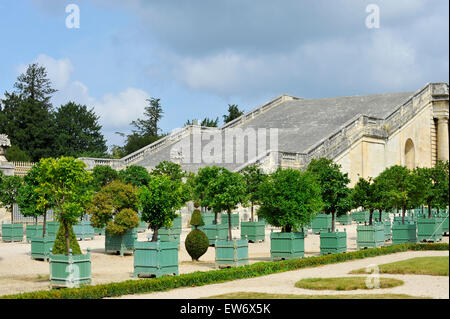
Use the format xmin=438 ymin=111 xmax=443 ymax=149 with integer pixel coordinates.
xmin=80 ymin=82 xmax=449 ymax=187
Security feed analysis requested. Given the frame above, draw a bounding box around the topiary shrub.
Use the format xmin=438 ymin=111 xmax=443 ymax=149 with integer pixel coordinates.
xmin=185 ymin=229 xmax=209 ymax=261
xmin=190 ymin=209 xmax=205 ymax=228
xmin=52 ymin=224 xmax=82 ymax=255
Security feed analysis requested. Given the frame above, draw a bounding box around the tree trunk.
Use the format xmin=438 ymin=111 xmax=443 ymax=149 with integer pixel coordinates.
xmin=379 ymin=209 xmax=382 ymax=222
xmin=402 ymin=206 xmax=406 ymax=225
xmin=152 ymin=228 xmax=159 ymax=242
xmin=251 ymin=204 xmax=254 ymax=223
xmin=228 ymin=209 xmax=232 ymax=241
xmin=369 ymin=209 xmax=373 ymax=225
xmin=63 ymin=221 xmax=70 ymax=256
xmin=428 ymin=204 xmax=432 ymax=219
xmin=331 ymin=212 xmax=335 ymax=232
xmin=42 ymin=211 xmax=47 ymax=237
xmin=214 ymin=212 xmax=218 ymax=225
xmin=35 ymin=216 xmax=38 ymax=225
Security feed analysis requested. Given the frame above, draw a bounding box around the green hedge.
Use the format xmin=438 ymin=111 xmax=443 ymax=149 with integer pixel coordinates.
xmin=2 ymin=243 xmax=448 ymax=299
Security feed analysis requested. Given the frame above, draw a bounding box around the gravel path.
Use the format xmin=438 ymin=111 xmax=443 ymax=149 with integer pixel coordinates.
xmin=117 ymin=250 xmax=449 ymax=299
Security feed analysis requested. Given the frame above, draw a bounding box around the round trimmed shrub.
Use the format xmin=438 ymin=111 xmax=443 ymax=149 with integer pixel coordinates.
xmin=185 ymin=229 xmax=209 ymax=261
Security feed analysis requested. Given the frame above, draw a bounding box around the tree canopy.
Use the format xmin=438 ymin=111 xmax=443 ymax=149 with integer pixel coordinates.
xmin=36 ymin=157 xmax=93 ymax=254
xmin=91 ymin=165 xmax=119 ymax=192
xmin=138 ymin=174 xmax=186 ymax=241
xmin=223 ymin=104 xmax=244 ymax=124
xmin=0 ymin=174 xmax=23 ymax=221
xmin=118 ymin=165 xmax=151 ymax=187
xmin=241 ymin=165 xmax=267 ymax=222
xmin=204 ymin=168 xmax=247 ymax=240
xmin=54 ymin=102 xmax=107 ymax=158
xmin=88 ymin=180 xmax=139 ymax=235
xmin=307 ymin=158 xmax=352 ymax=231
xmin=257 ymin=168 xmax=323 ymax=232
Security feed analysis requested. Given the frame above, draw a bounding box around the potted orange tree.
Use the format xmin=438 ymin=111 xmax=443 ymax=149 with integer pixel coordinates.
xmin=205 ymin=168 xmax=249 ymax=268
xmin=376 ymin=165 xmax=421 ymax=245
xmin=17 ymin=162 xmax=56 ymax=260
xmin=36 ymin=157 xmax=93 ymax=288
xmin=352 ymin=177 xmax=384 ymax=249
xmin=88 ymin=181 xmax=140 ymax=256
xmin=133 ymin=173 xmax=186 ymax=277
xmin=0 ymin=173 xmax=23 ymax=242
xmin=258 ymin=168 xmax=323 ymax=261
xmin=415 ymin=161 xmax=448 ymax=242
xmin=192 ymin=166 xmax=227 ymax=245
xmin=240 ymin=165 xmax=267 ymax=242
xmin=307 ymin=158 xmax=352 ymax=255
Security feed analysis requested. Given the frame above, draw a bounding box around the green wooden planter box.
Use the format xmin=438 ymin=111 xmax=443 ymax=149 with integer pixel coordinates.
xmin=172 ymin=215 xmax=182 ymax=231
xmin=320 ymin=230 xmax=347 ymax=255
xmin=240 ymin=221 xmax=265 ymax=243
xmin=137 ymin=220 xmax=148 ymax=233
xmin=337 ymin=214 xmax=352 ymax=225
xmin=220 ymin=213 xmax=240 ymax=229
xmin=203 ymin=223 xmax=228 ymax=245
xmin=158 ymin=227 xmax=180 ymax=246
xmin=134 ymin=239 xmax=178 ymax=278
xmin=73 ymin=221 xmax=95 ymax=240
xmin=417 ymin=217 xmax=443 ymax=242
xmin=352 ymin=211 xmax=369 ymax=223
xmin=1 ymin=223 xmax=23 ymax=242
xmin=257 ymin=217 xmax=269 ymax=227
xmin=200 ymin=212 xmax=215 ymax=225
xmin=270 ymin=231 xmax=304 ymax=261
xmin=393 ymin=215 xmax=415 ymax=223
xmin=357 ymin=223 xmax=385 ymax=249
xmin=31 ymin=235 xmax=55 ymax=261
xmin=383 ymin=220 xmax=392 ymax=241
xmin=392 ymin=222 xmax=417 ymax=245
xmin=46 ymin=221 xmax=60 ymax=238
xmin=440 ymin=213 xmax=449 ymax=235
xmin=49 ymin=248 xmax=91 ymax=288
xmin=105 ymin=228 xmax=138 ymax=256
xmin=311 ymin=214 xmax=332 ymax=234
xmin=215 ymin=239 xmax=248 ymax=268
xmin=26 ymin=224 xmax=43 ymax=243
xmin=94 ymin=227 xmax=105 ymax=235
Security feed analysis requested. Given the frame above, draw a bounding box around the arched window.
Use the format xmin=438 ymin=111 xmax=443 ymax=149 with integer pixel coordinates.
xmin=405 ymin=138 xmax=415 ymax=169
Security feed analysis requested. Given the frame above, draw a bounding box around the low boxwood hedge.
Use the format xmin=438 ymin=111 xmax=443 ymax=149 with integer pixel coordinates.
xmin=2 ymin=243 xmax=448 ymax=299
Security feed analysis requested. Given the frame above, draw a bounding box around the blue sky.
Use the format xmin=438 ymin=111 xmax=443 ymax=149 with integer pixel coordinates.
xmin=0 ymin=0 xmax=448 ymax=148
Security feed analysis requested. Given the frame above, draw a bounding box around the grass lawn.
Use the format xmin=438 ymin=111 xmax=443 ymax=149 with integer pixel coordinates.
xmin=202 ymin=292 xmax=428 ymax=299
xmin=350 ymin=256 xmax=449 ymax=276
xmin=294 ymin=277 xmax=404 ymax=290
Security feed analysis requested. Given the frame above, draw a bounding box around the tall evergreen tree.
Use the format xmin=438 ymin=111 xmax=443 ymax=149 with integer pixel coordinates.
xmin=130 ymin=97 xmax=163 ymax=136
xmin=54 ymin=102 xmax=107 ymax=158
xmin=14 ymin=63 xmax=57 ymax=103
xmin=0 ymin=63 xmax=56 ymax=161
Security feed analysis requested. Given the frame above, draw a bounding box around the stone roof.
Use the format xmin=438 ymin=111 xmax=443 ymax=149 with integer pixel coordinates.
xmin=134 ymin=91 xmax=415 ymax=172
xmin=239 ymin=91 xmax=414 ymax=153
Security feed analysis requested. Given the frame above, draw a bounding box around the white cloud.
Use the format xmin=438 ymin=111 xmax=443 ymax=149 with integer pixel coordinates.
xmin=94 ymin=88 xmax=150 ymax=128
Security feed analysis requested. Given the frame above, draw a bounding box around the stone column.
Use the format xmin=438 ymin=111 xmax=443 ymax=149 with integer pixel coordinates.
xmin=436 ymin=116 xmax=449 ymax=162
